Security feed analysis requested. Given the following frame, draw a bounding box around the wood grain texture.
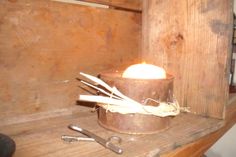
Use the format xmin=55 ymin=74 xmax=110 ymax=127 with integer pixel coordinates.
xmin=2 ymin=95 xmax=236 ymax=157
xmin=0 ymin=0 xmax=141 ymax=124
xmin=0 ymin=105 xmax=225 ymax=157
xmin=142 ymin=0 xmax=234 ymax=119
xmin=161 ymin=94 xmax=236 ymax=157
xmin=80 ymin=0 xmax=142 ymax=11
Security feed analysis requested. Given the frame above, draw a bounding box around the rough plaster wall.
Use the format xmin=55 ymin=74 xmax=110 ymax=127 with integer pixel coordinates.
xmin=0 ymin=0 xmax=141 ymax=124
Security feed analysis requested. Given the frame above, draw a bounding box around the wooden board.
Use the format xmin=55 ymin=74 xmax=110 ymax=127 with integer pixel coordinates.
xmin=142 ymin=0 xmax=234 ymax=119
xmin=0 ymin=106 xmax=225 ymax=157
xmin=5 ymin=95 xmax=236 ymax=157
xmin=0 ymin=0 xmax=141 ymax=123
xmin=80 ymin=0 xmax=142 ymax=12
xmin=1 ymin=95 xmax=236 ymax=157
xmin=162 ymin=94 xmax=236 ymax=157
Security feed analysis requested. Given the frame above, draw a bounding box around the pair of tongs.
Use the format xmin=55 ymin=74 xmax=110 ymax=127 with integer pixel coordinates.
xmin=62 ymin=125 xmax=123 ymax=154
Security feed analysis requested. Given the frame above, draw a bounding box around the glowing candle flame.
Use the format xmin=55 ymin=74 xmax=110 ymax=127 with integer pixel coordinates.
xmin=122 ymin=63 xmax=166 ymax=79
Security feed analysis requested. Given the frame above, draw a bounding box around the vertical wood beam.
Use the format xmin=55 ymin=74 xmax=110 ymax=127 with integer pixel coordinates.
xmin=142 ymin=0 xmax=234 ymax=119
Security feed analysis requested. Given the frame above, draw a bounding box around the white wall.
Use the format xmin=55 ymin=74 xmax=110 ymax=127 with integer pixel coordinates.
xmin=205 ymin=124 xmax=236 ymax=157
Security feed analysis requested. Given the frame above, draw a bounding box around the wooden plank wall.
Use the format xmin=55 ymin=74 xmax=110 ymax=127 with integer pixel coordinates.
xmin=0 ymin=0 xmax=141 ymax=125
xmin=81 ymin=0 xmax=142 ymax=11
xmin=142 ymin=0 xmax=233 ymax=119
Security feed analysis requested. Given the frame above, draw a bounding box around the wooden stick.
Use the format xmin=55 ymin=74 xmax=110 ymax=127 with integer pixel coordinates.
xmin=79 ymin=95 xmax=138 ymax=108
xmin=80 ymin=72 xmax=142 ymax=107
xmin=51 ymin=0 xmax=109 ymax=8
xmin=79 ymin=80 xmax=122 ymax=100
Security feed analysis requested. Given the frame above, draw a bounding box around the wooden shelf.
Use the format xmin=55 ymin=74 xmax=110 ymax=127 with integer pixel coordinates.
xmin=0 ymin=1 xmax=234 ymax=157
xmin=228 ymin=93 xmax=236 ymax=105
xmin=1 ymin=95 xmax=235 ymax=157
xmin=162 ymin=95 xmax=236 ymax=157
xmin=1 ymin=101 xmax=236 ymax=157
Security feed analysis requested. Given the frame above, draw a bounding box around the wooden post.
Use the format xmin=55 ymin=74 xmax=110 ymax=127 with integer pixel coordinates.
xmin=142 ymin=0 xmax=234 ymax=119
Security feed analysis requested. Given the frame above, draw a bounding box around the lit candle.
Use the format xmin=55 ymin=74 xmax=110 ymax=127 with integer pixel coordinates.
xmin=122 ymin=62 xmax=166 ymax=79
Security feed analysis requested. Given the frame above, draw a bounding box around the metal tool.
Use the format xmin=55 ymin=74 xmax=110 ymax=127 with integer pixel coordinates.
xmin=61 ymin=135 xmax=95 ymax=142
xmin=64 ymin=124 xmax=123 ymax=154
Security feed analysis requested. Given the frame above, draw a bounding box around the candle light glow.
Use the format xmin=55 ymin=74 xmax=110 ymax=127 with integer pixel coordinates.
xmin=122 ymin=63 xmax=166 ymax=79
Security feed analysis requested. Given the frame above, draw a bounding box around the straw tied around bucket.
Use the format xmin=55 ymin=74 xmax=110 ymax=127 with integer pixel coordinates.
xmin=77 ymin=72 xmax=186 ymax=117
